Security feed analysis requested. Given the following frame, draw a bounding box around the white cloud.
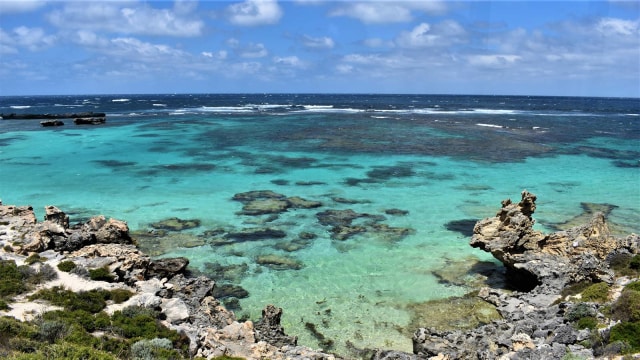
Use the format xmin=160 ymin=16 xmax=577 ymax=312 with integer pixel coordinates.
xmin=226 ymin=0 xmax=283 ymax=26
xmin=0 ymin=0 xmax=45 ymax=14
xmin=467 ymin=54 xmax=521 ymax=68
xmin=238 ymin=42 xmax=268 ymax=58
xmin=596 ymin=17 xmax=639 ymax=36
xmin=329 ymin=1 xmax=447 ymax=24
xmin=48 ymin=1 xmax=204 ymax=37
xmin=0 ymin=26 xmax=56 ymax=51
xmin=202 ymin=50 xmax=228 ymax=60
xmin=103 ymin=37 xmax=188 ymax=62
xmin=396 ymin=20 xmax=466 ymax=48
xmin=301 ymin=35 xmax=334 ymax=49
xmin=273 ymin=55 xmax=306 ymax=68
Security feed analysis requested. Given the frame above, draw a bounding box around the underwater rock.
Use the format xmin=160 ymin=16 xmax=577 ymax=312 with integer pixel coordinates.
xmin=330 ymin=225 xmax=367 ymax=241
xmin=407 ymin=293 xmax=502 ymax=333
xmin=369 ymin=223 xmax=415 ymax=242
xmin=331 ymin=197 xmax=370 ymax=204
xmin=232 ymin=190 xmax=287 ymax=202
xmin=240 ymin=199 xmax=290 ymax=215
xmin=547 ymin=202 xmax=619 ymax=232
xmin=234 ymin=190 xmax=322 ymax=216
xmin=274 ymin=237 xmax=314 ymax=252
xmin=316 ymin=209 xmax=363 ymax=227
xmin=133 ymin=230 xmax=206 ymax=257
xmin=202 ymin=262 xmax=249 ymax=284
xmin=256 ymin=254 xmax=303 ymax=270
xmin=444 ymin=218 xmax=478 ymax=237
xmin=286 ymin=196 xmax=323 ymax=209
xmin=212 ymin=283 xmax=249 ymax=299
xmin=149 ymin=217 xmax=201 ymax=231
xmin=225 ymin=227 xmax=287 ymax=241
xmin=384 ymin=208 xmax=409 ymax=216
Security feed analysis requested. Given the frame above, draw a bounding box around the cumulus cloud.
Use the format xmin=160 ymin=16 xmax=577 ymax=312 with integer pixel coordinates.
xmin=0 ymin=0 xmax=45 ymax=14
xmin=47 ymin=1 xmax=204 ymax=37
xmin=109 ymin=37 xmax=188 ymax=60
xmin=226 ymin=0 xmax=283 ymax=26
xmin=329 ymin=1 xmax=447 ymax=24
xmin=0 ymin=26 xmax=56 ymax=51
xmin=301 ymin=35 xmax=334 ymax=49
xmin=396 ymin=20 xmax=466 ymax=48
xmin=273 ymin=55 xmax=306 ymax=68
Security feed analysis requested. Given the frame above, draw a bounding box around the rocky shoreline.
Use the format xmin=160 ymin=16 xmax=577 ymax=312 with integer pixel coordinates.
xmin=1 ymin=191 xmax=639 ymax=359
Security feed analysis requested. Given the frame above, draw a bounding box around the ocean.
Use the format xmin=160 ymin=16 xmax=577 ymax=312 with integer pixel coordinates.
xmin=1 ymin=93 xmax=638 ymax=354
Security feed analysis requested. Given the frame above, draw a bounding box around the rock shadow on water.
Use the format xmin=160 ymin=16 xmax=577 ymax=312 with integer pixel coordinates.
xmin=431 ymin=256 xmax=508 ymax=290
xmin=92 ymin=159 xmax=138 ymax=169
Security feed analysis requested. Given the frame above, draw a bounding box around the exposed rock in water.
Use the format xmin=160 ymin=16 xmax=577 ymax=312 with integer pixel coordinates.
xmin=146 ymin=257 xmax=189 ymax=279
xmin=412 ymin=190 xmax=639 ymax=360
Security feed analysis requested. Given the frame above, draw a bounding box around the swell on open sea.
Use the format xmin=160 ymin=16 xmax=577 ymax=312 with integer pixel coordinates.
xmin=1 ymin=94 xmax=639 ymax=355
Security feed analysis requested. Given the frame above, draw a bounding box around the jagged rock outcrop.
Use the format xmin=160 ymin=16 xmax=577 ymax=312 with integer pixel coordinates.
xmin=254 ymin=304 xmax=298 ymax=347
xmin=470 ymin=190 xmax=638 ymax=291
xmin=0 ymin=204 xmax=133 ymax=254
xmin=412 ymin=190 xmax=639 ymax=360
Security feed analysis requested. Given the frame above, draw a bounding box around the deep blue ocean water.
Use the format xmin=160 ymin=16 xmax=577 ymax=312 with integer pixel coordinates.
xmin=1 ymin=94 xmax=638 ymax=353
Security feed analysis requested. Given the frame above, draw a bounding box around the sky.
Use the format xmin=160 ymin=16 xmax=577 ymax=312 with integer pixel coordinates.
xmin=0 ymin=0 xmax=639 ymax=97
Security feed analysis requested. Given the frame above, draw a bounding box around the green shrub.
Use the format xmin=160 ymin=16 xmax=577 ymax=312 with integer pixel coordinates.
xmin=625 ymin=281 xmax=640 ymax=292
xmin=608 ymin=321 xmax=640 ymax=353
xmin=29 ymin=286 xmax=108 ymax=313
xmin=630 ymin=255 xmax=640 ymax=270
xmin=38 ymin=341 xmax=117 ymax=360
xmin=576 ymin=316 xmax=598 ymax=330
xmin=88 ymin=267 xmax=115 ymax=282
xmin=111 ymin=306 xmax=187 ymax=349
xmin=57 ymin=261 xmax=76 ymax=272
xmin=566 ymin=303 xmax=596 ymax=322
xmin=3 ymin=244 xmax=13 ymax=252
xmin=108 ymin=288 xmax=133 ymax=304
xmin=0 ymin=260 xmax=27 ymax=297
xmin=24 ymin=254 xmax=46 ymax=265
xmin=130 ymin=338 xmax=175 ymax=360
xmin=26 ymin=264 xmax=58 ymax=285
xmin=611 ymin=288 xmax=640 ymax=322
xmin=581 ymin=282 xmax=610 ymax=303
xmin=38 ymin=320 xmax=67 ymax=343
xmin=43 ymin=309 xmax=98 ymax=332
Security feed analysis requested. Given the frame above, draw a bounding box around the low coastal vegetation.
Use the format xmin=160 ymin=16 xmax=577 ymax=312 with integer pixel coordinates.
xmin=0 ymin=268 xmax=189 ymax=359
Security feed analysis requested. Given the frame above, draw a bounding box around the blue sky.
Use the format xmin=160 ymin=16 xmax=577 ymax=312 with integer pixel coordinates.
xmin=0 ymin=0 xmax=638 ymax=97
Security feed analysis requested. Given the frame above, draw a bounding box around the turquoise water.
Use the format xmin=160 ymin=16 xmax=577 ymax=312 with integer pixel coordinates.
xmin=1 ymin=94 xmax=638 ymax=354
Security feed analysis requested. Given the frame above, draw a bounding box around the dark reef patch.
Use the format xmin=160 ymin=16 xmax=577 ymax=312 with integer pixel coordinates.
xmin=445 ymin=219 xmax=478 ymax=237
xmin=149 ymin=217 xmax=202 ymax=231
xmin=92 ymin=159 xmax=137 ymax=168
xmin=547 ymin=202 xmax=619 ymax=231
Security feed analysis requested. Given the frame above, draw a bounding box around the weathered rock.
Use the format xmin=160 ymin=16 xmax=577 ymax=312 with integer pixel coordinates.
xmin=146 ymin=257 xmax=189 ymax=280
xmin=74 ymin=117 xmax=106 ymax=125
xmin=70 ymin=243 xmax=150 ymax=284
xmin=241 ymin=199 xmax=290 ymax=215
xmin=40 ymin=120 xmax=64 ymax=127
xmin=413 ymin=190 xmax=639 ymax=360
xmin=161 ymin=297 xmax=190 ymax=324
xmin=469 ymin=190 xmax=635 ymax=291
xmin=44 ymin=205 xmax=69 ymax=228
xmin=254 ymin=304 xmax=298 ymax=347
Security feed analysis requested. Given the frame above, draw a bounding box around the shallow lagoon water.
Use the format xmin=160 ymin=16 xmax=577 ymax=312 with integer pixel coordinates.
xmin=0 ymin=94 xmax=638 ymax=354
